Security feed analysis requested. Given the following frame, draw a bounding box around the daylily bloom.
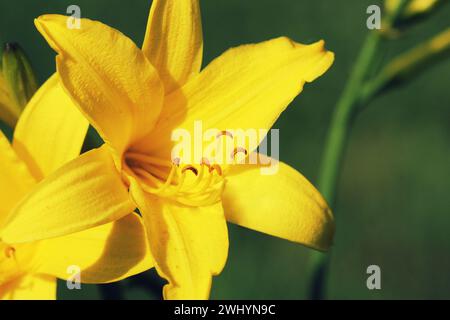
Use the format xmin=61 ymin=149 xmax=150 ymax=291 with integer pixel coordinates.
xmin=0 ymin=74 xmax=152 ymax=299
xmin=2 ymin=0 xmax=335 ymax=299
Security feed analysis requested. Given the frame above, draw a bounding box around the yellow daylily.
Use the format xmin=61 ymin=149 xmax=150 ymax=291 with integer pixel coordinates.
xmin=0 ymin=74 xmax=152 ymax=300
xmin=2 ymin=0 xmax=335 ymax=299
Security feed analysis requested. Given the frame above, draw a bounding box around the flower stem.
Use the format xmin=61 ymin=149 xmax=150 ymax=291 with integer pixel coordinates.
xmin=307 ymin=0 xmax=411 ymax=300
xmin=318 ymin=31 xmax=382 ymax=207
xmin=307 ymin=31 xmax=382 ymax=300
xmin=360 ymin=27 xmax=450 ymax=106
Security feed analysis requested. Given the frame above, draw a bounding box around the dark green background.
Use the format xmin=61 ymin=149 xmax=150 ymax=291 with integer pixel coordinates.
xmin=1 ymin=0 xmax=449 ymax=299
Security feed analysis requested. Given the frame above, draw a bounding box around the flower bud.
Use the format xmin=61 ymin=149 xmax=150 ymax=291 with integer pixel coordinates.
xmin=385 ymin=0 xmax=444 ymax=24
xmin=0 ymin=43 xmax=38 ymax=127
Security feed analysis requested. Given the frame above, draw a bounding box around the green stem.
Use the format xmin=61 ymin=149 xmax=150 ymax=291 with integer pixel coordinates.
xmin=317 ymin=31 xmax=382 ymax=206
xmin=360 ymin=27 xmax=450 ymax=106
xmin=307 ymin=31 xmax=382 ymax=300
xmin=307 ymin=0 xmax=411 ymax=300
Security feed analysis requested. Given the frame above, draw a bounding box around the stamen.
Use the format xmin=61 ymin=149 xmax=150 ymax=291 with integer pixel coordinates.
xmin=216 ymin=130 xmax=234 ymax=139
xmin=210 ymin=164 xmax=223 ymax=176
xmin=174 ymin=172 xmax=187 ymax=194
xmin=4 ymin=246 xmax=15 ymax=259
xmin=182 ymin=166 xmax=198 ymax=176
xmin=136 ymin=165 xmax=178 ymax=195
xmin=195 ymin=170 xmax=215 ymax=194
xmin=201 ymin=157 xmax=211 ymax=167
xmin=231 ymin=147 xmax=248 ymax=159
xmin=126 ymin=152 xmax=224 ymax=207
xmin=172 ymin=157 xmax=181 ymax=166
xmin=200 ymin=157 xmax=216 ymax=173
xmin=141 ymin=164 xmax=186 ymax=197
xmin=186 ymin=162 xmax=207 ymax=189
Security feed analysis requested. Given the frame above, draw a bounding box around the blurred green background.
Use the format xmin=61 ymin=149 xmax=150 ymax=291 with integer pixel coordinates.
xmin=1 ymin=0 xmax=449 ymax=299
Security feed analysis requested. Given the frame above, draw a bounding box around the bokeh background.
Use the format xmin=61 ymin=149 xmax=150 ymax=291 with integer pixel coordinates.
xmin=1 ymin=0 xmax=449 ymax=299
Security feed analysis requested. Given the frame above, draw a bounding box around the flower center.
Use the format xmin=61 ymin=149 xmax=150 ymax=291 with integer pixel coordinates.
xmin=124 ymin=153 xmax=225 ymax=207
xmin=124 ymin=131 xmax=250 ymax=207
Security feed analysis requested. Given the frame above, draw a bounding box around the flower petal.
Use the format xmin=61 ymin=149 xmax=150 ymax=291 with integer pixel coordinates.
xmin=222 ymin=154 xmax=335 ymax=251
xmin=1 ymin=146 xmax=135 ymax=243
xmin=0 ymin=131 xmax=35 ymax=228
xmin=0 ymin=274 xmax=56 ymax=300
xmin=143 ymin=0 xmax=203 ymax=93
xmin=130 ymin=181 xmax=228 ymax=300
xmin=35 ymin=15 xmax=164 ymax=155
xmin=12 ymin=73 xmax=89 ymax=180
xmin=135 ymin=37 xmax=334 ymax=157
xmin=34 ymin=213 xmax=153 ymax=283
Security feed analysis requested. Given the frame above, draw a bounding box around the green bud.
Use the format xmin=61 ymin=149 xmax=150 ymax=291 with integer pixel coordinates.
xmin=385 ymin=0 xmax=447 ymax=27
xmin=385 ymin=27 xmax=450 ymax=83
xmin=2 ymin=43 xmax=38 ymax=116
xmin=0 ymin=66 xmax=19 ymax=128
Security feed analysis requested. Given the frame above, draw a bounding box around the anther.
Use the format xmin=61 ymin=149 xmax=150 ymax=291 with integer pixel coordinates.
xmin=201 ymin=157 xmax=210 ymax=165
xmin=210 ymin=164 xmax=223 ymax=176
xmin=172 ymin=157 xmax=181 ymax=166
xmin=4 ymin=246 xmax=15 ymax=258
xmin=201 ymin=157 xmax=212 ymax=170
xmin=182 ymin=166 xmax=198 ymax=176
xmin=232 ymin=147 xmax=248 ymax=158
xmin=216 ymin=130 xmax=233 ymax=139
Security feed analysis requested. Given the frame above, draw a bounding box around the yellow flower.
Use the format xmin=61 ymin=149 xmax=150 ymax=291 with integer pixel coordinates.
xmin=2 ymin=0 xmax=335 ymax=299
xmin=0 ymin=75 xmax=152 ymax=299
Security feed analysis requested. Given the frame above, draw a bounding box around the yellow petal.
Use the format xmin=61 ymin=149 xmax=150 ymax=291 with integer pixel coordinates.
xmin=143 ymin=0 xmax=203 ymax=93
xmin=130 ymin=181 xmax=228 ymax=300
xmin=0 ymin=274 xmax=56 ymax=300
xmin=0 ymin=131 xmax=35 ymax=228
xmin=1 ymin=146 xmax=135 ymax=243
xmin=13 ymin=73 xmax=89 ymax=180
xmin=34 ymin=213 xmax=153 ymax=283
xmin=222 ymin=154 xmax=335 ymax=251
xmin=135 ymin=37 xmax=334 ymax=158
xmin=35 ymin=15 xmax=164 ymax=155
